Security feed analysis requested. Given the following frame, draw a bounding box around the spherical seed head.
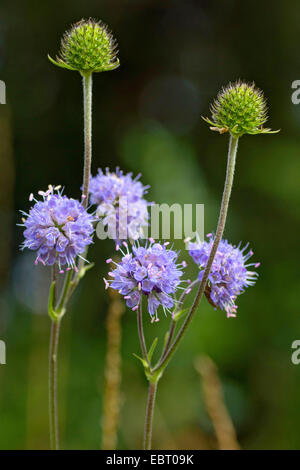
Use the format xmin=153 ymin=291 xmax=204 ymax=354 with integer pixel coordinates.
xmin=48 ymin=19 xmax=119 ymax=74
xmin=203 ymin=81 xmax=278 ymax=137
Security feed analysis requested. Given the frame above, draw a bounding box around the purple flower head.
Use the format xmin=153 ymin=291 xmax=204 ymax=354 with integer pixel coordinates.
xmin=105 ymin=239 xmax=184 ymax=321
xmin=89 ymin=168 xmax=150 ymax=243
xmin=20 ymin=185 xmax=94 ymax=272
xmin=189 ymin=234 xmax=260 ymax=318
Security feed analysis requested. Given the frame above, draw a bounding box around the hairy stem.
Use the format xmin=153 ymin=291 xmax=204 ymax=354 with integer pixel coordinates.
xmin=137 ymin=303 xmax=148 ymax=362
xmin=48 ymin=73 xmax=93 ymax=452
xmin=154 ymin=135 xmax=239 ymax=374
xmin=49 ymin=318 xmax=61 ymax=450
xmin=141 ymin=281 xmax=199 ymax=450
xmin=56 ymin=269 xmax=72 ymax=313
xmin=81 ymin=72 xmax=93 ymax=208
xmin=54 ymin=73 xmax=94 ymax=316
xmin=144 ymin=381 xmax=158 ymax=450
xmin=160 ymin=279 xmax=199 ymax=362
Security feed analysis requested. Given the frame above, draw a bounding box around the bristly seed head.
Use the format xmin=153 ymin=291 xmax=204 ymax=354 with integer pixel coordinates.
xmin=203 ymin=80 xmax=279 ymax=137
xmin=48 ymin=18 xmax=119 ymax=74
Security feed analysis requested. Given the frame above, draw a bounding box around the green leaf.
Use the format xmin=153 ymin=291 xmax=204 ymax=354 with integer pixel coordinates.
xmin=172 ymin=308 xmax=189 ymax=323
xmin=132 ymin=353 xmax=148 ymax=369
xmin=147 ymin=337 xmax=158 ymax=363
xmin=47 ymin=54 xmax=77 ymax=71
xmin=48 ymin=281 xmax=59 ymax=322
xmin=163 ymin=331 xmax=169 ymax=350
xmin=77 ymin=262 xmax=95 ymax=280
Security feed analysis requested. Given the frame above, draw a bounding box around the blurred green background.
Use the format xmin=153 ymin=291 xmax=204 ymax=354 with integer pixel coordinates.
xmin=0 ymin=0 xmax=300 ymax=450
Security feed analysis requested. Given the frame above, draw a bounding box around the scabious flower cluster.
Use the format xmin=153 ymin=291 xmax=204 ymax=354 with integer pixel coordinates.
xmin=104 ymin=240 xmax=184 ymax=321
xmin=89 ymin=168 xmax=150 ymax=243
xmin=20 ymin=186 xmax=94 ymax=272
xmin=189 ymin=234 xmax=260 ymax=318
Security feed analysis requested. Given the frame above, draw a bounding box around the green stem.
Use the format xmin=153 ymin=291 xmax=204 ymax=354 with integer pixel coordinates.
xmin=160 ymin=279 xmax=199 ymax=361
xmin=137 ymin=303 xmax=148 ymax=363
xmin=141 ymin=281 xmax=199 ymax=450
xmin=72 ymin=71 xmax=93 ymax=280
xmin=47 ymin=72 xmax=93 ymax=452
xmin=154 ymin=135 xmax=239 ymax=374
xmin=81 ymin=72 xmax=93 ymax=209
xmin=51 ymin=74 xmax=93 ymax=320
xmin=49 ymin=318 xmax=61 ymax=450
xmin=56 ymin=269 xmax=72 ymax=314
xmin=144 ymin=381 xmax=158 ymax=450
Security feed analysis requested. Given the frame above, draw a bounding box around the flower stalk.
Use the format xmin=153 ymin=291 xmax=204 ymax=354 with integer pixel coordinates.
xmin=82 ymin=72 xmax=93 ymax=208
xmin=139 ymin=135 xmax=239 ymax=450
xmin=46 ymin=71 xmax=94 ymax=449
xmin=137 ymin=303 xmax=149 ymax=363
xmin=153 ymin=135 xmax=239 ymax=376
xmin=49 ymin=316 xmax=61 ymax=450
xmin=144 ymin=381 xmax=158 ymax=450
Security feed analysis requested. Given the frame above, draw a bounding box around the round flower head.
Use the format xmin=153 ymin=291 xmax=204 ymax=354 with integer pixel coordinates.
xmin=89 ymin=168 xmax=150 ymax=244
xmin=20 ymin=186 xmax=94 ymax=272
xmin=203 ymin=81 xmax=278 ymax=137
xmin=105 ymin=240 xmax=184 ymax=321
xmin=48 ymin=18 xmax=119 ymax=74
xmin=189 ymin=234 xmax=260 ymax=318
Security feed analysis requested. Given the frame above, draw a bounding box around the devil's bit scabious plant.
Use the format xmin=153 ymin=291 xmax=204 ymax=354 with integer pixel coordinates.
xmin=106 ymin=240 xmax=187 ymax=449
xmin=20 ymin=18 xmax=120 ymax=450
xmin=189 ymin=235 xmax=260 ymax=318
xmin=19 ymin=186 xmax=94 ymax=448
xmin=108 ymin=80 xmax=277 ymax=450
xmin=89 ymin=168 xmax=150 ymax=243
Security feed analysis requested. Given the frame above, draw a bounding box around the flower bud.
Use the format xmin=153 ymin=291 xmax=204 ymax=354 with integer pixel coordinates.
xmin=203 ymin=81 xmax=278 ymax=137
xmin=48 ymin=18 xmax=119 ymax=74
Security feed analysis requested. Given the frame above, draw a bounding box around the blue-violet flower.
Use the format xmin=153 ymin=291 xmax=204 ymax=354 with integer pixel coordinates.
xmin=189 ymin=234 xmax=260 ymax=318
xmin=20 ymin=185 xmax=94 ymax=272
xmin=89 ymin=168 xmax=149 ymax=243
xmin=105 ymin=240 xmax=184 ymax=321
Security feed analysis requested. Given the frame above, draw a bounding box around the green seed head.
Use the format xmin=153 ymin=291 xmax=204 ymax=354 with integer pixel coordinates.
xmin=48 ymin=18 xmax=119 ymax=74
xmin=203 ymin=81 xmax=278 ymax=137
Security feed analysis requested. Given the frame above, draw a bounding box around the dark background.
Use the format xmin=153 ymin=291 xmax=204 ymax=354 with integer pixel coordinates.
xmin=0 ymin=0 xmax=300 ymax=449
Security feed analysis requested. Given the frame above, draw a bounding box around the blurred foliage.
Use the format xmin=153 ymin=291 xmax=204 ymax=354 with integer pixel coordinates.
xmin=0 ymin=0 xmax=300 ymax=450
